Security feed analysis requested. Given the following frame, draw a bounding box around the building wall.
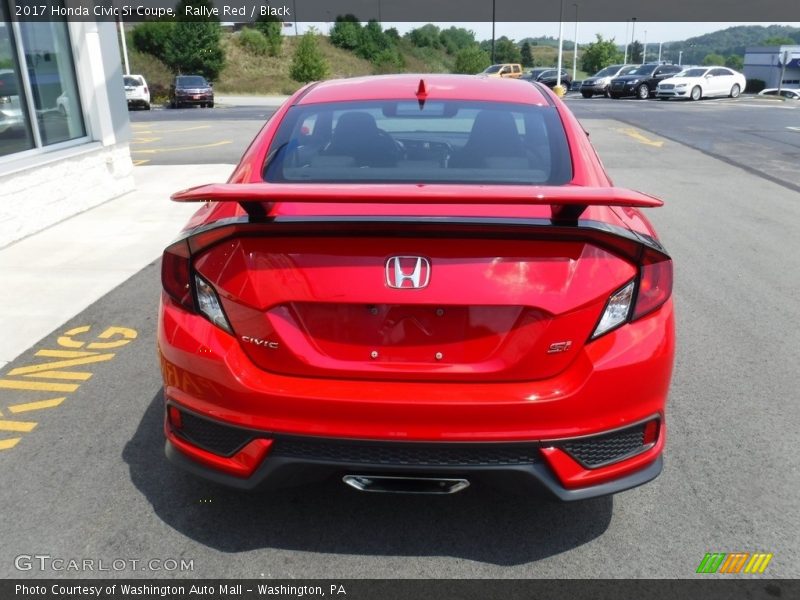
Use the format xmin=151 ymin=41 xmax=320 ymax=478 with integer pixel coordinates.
xmin=744 ymin=46 xmax=800 ymax=88
xmin=0 ymin=19 xmax=133 ymax=248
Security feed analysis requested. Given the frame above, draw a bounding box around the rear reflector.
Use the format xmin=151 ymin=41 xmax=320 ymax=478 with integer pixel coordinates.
xmin=161 ymin=240 xmax=193 ymax=311
xmin=168 ymin=405 xmax=183 ymax=430
xmin=633 ymin=253 xmax=673 ymax=321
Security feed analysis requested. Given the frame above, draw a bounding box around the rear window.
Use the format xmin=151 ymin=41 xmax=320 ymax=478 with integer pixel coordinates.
xmin=123 ymin=76 xmax=142 ymax=87
xmin=177 ymin=76 xmax=208 ymax=87
xmin=263 ymin=100 xmax=572 ymax=185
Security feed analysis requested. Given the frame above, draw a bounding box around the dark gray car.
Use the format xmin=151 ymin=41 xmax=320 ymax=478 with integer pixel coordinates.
xmin=580 ymin=64 xmax=637 ymax=98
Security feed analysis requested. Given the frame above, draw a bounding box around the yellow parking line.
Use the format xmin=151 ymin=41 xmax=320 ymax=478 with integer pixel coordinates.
xmin=617 ymin=127 xmax=664 ymax=147
xmin=133 ymin=125 xmax=212 ymax=135
xmin=8 ymin=398 xmax=66 ymax=414
xmin=0 ymin=380 xmax=80 ymax=393
xmin=0 ymin=438 xmax=22 ymax=450
xmin=132 ymin=140 xmax=232 ymax=154
xmin=36 ymin=350 xmax=100 ymax=358
xmin=132 ymin=136 xmax=161 ymax=144
xmin=0 ymin=419 xmax=37 ymax=433
xmin=133 ymin=159 xmax=150 ymax=166
xmin=24 ymin=371 xmax=93 ymax=381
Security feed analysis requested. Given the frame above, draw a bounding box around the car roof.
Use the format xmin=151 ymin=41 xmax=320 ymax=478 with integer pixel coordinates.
xmin=296 ymin=74 xmax=552 ymax=106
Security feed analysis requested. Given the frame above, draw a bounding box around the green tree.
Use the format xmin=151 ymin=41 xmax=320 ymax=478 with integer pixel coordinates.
xmin=725 ymin=54 xmax=744 ymax=71
xmin=628 ymin=40 xmax=643 ymax=64
xmin=439 ymin=27 xmax=476 ymax=55
xmin=356 ymin=20 xmax=391 ymax=61
xmin=762 ymin=36 xmax=795 ymax=46
xmin=290 ymin=31 xmax=328 ymax=83
xmin=580 ymin=34 xmax=623 ymax=74
xmin=330 ymin=15 xmax=361 ymax=50
xmin=253 ymin=14 xmax=283 ymax=57
xmin=165 ymin=1 xmax=225 ymax=80
xmin=406 ymin=24 xmax=442 ymax=49
xmin=493 ymin=37 xmax=521 ymax=63
xmin=520 ymin=41 xmax=534 ymax=68
xmin=702 ymin=53 xmax=725 ymax=66
xmin=454 ymin=45 xmax=490 ymax=74
xmin=131 ymin=21 xmax=175 ymax=57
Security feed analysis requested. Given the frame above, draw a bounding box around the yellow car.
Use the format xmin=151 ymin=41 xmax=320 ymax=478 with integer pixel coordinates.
xmin=482 ymin=64 xmax=523 ymax=78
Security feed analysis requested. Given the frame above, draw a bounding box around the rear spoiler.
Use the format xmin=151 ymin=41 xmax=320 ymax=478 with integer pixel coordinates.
xmin=171 ymin=183 xmax=662 ymax=224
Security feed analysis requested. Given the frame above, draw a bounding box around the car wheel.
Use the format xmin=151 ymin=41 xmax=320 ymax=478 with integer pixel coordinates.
xmin=581 ymin=91 xmax=592 ymax=99
xmin=637 ymin=84 xmax=650 ymax=99
xmin=690 ymin=86 xmax=702 ymax=101
xmin=609 ymin=93 xmax=619 ymax=99
xmin=145 ymin=102 xmax=151 ymax=111
xmin=729 ymin=84 xmax=741 ymax=98
xmin=208 ymin=101 xmax=214 ymax=108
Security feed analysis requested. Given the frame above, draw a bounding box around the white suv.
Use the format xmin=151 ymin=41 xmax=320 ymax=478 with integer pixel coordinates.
xmin=124 ymin=74 xmax=150 ymax=110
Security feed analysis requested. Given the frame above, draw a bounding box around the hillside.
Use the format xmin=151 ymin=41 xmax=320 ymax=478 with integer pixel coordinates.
xmin=130 ymin=22 xmax=800 ymax=99
xmin=128 ymin=28 xmax=584 ymax=99
xmin=659 ymin=25 xmax=800 ymax=66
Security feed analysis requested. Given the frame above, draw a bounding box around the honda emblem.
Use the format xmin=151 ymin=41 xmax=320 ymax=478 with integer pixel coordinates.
xmin=386 ymin=256 xmax=430 ymax=289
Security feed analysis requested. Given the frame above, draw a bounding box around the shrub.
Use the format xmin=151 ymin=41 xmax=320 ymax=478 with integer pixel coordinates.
xmin=238 ymin=27 xmax=269 ymax=56
xmin=253 ymin=16 xmax=283 ymax=56
xmin=454 ymin=45 xmax=490 ymax=74
xmin=290 ymin=32 xmax=329 ymax=83
xmin=131 ymin=21 xmax=175 ymax=57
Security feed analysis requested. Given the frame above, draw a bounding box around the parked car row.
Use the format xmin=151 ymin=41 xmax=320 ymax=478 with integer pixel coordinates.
xmin=123 ymin=74 xmax=215 ymax=110
xmin=578 ymin=63 xmax=749 ymax=101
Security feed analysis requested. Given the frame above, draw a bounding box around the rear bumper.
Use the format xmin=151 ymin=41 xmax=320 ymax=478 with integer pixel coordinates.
xmin=165 ymin=436 xmax=664 ymax=501
xmin=158 ymin=293 xmax=674 ymax=498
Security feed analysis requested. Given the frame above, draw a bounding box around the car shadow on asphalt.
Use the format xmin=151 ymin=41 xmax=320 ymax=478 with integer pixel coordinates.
xmin=122 ymin=390 xmax=612 ymax=566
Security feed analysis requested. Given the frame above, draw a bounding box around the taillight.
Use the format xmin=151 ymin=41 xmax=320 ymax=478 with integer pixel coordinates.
xmin=143 ymin=86 xmax=148 ymax=94
xmin=632 ymin=252 xmax=673 ymax=321
xmin=161 ymin=240 xmax=194 ymax=310
xmin=591 ymin=248 xmax=672 ymax=340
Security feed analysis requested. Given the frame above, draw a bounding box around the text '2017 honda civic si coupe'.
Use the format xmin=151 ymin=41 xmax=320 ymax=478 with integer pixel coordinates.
xmin=159 ymin=74 xmax=675 ymax=501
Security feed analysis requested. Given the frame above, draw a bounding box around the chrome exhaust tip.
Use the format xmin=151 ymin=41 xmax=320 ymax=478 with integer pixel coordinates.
xmin=342 ymin=475 xmax=470 ymax=495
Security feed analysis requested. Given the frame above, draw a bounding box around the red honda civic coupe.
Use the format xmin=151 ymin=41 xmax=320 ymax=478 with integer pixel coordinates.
xmin=158 ymin=74 xmax=674 ymax=500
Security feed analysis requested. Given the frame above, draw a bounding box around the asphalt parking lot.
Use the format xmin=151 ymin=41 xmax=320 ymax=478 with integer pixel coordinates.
xmin=0 ymin=95 xmax=798 ymax=579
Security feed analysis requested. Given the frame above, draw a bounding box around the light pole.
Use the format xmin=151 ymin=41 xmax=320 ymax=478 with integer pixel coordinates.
xmin=556 ymin=0 xmax=565 ymax=89
xmin=658 ymin=42 xmax=663 ymax=62
xmin=491 ymin=0 xmax=496 ymax=64
xmin=643 ymin=30 xmax=647 ymax=63
xmin=624 ymin=20 xmax=629 ymax=64
xmin=678 ymin=50 xmax=683 ymax=66
xmin=572 ymin=4 xmax=579 ymax=83
xmin=631 ymin=17 xmax=637 ymax=63
xmin=118 ymin=13 xmax=130 ymax=76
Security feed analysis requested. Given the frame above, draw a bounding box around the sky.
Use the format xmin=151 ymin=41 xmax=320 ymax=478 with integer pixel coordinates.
xmin=292 ymin=22 xmax=800 ymax=45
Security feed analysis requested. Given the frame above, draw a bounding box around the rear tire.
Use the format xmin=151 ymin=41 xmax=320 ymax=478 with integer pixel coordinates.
xmin=637 ymin=84 xmax=650 ymax=99
xmin=729 ymin=84 xmax=741 ymax=98
xmin=208 ymin=101 xmax=214 ymax=108
xmin=581 ymin=91 xmax=592 ymax=98
xmin=690 ymin=86 xmax=702 ymax=101
xmin=609 ymin=93 xmax=620 ymax=99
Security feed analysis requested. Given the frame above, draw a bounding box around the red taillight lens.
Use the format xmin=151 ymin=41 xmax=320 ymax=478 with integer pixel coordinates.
xmin=632 ymin=253 xmax=672 ymax=321
xmin=168 ymin=405 xmax=183 ymax=430
xmin=143 ymin=87 xmax=148 ymax=94
xmin=161 ymin=240 xmax=194 ymax=310
xmin=643 ymin=419 xmax=659 ymax=445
